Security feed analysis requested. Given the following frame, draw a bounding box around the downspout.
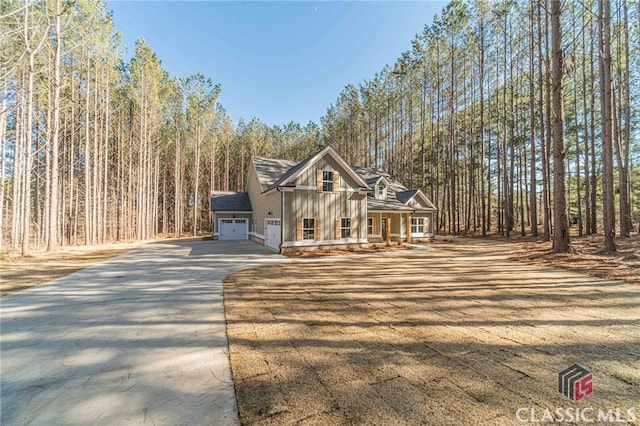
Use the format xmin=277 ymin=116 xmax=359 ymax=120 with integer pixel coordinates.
xmin=277 ymin=187 xmax=284 ymax=253
xmin=364 ymin=189 xmax=368 ymax=244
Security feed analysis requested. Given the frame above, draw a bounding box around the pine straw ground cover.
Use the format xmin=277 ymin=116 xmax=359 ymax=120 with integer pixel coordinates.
xmin=223 ymin=238 xmax=639 ymax=425
xmin=508 ymin=234 xmax=640 ymax=286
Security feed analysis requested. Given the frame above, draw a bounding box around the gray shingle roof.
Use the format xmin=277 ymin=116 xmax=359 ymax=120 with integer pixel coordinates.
xmin=352 ymin=166 xmax=436 ymax=212
xmin=366 ymin=197 xmax=414 ymax=211
xmin=211 ymin=192 xmax=252 ymax=212
xmin=249 ymin=155 xmax=437 ymax=212
xmin=396 ymin=190 xmax=419 ymax=204
xmin=252 ymin=156 xmax=297 ymax=192
xmin=266 ymin=153 xmax=318 ymax=191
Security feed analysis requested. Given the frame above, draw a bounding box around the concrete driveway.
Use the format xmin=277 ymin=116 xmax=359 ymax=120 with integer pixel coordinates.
xmin=1 ymin=240 xmax=283 ymax=425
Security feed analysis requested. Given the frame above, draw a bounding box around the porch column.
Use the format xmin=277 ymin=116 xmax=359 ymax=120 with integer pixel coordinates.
xmin=406 ymin=213 xmax=412 ymax=243
xmin=386 ymin=215 xmax=391 ymax=247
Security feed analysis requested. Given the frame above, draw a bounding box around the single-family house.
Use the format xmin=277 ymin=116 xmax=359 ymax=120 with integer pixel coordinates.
xmin=211 ymin=146 xmax=436 ymax=253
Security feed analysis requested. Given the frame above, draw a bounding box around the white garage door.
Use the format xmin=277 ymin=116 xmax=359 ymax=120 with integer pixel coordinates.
xmin=264 ymin=219 xmax=281 ymax=250
xmin=219 ymin=219 xmax=248 ymax=240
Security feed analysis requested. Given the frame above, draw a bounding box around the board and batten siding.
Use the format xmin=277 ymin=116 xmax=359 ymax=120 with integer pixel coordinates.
xmin=246 ymin=165 xmax=281 ymax=236
xmin=295 ymin=156 xmax=361 ymax=188
xmin=282 ymin=157 xmax=366 ymax=243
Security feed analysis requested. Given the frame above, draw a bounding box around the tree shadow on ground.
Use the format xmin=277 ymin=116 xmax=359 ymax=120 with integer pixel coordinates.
xmin=224 ymin=246 xmax=640 ymax=425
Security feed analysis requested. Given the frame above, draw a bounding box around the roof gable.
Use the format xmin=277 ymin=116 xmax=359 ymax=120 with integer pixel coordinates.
xmin=398 ymin=189 xmax=437 ymax=211
xmin=275 ymin=146 xmax=369 ymax=190
xmin=414 ymin=190 xmax=437 ymax=210
xmin=253 ymin=146 xmax=370 ymax=193
xmin=366 ymin=175 xmax=390 ymax=187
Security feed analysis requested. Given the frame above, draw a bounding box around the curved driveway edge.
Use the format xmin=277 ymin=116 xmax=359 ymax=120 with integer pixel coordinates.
xmin=1 ymin=240 xmax=286 ymax=426
xmin=1 ymin=240 xmax=432 ymax=425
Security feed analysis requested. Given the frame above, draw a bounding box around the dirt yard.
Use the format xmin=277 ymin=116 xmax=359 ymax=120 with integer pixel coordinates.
xmin=0 ymin=236 xmax=217 ymax=297
xmin=224 ymin=239 xmax=640 ymax=425
xmin=0 ymin=243 xmax=139 ymax=297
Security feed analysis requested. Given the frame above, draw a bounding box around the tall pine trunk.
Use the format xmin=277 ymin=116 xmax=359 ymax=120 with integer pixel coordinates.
xmin=551 ymin=0 xmax=570 ymax=253
xmin=599 ymin=0 xmax=617 ymax=252
xmin=47 ymin=0 xmax=62 ymax=251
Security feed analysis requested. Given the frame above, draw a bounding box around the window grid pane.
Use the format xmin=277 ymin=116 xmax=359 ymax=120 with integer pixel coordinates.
xmin=340 ymin=218 xmax=351 ymax=239
xmin=303 ymin=218 xmax=315 ymax=240
xmin=322 ymin=171 xmax=334 ymax=192
xmin=411 ymin=217 xmax=424 ymax=234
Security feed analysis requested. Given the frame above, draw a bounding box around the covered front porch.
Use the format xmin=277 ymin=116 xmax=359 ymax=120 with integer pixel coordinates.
xmin=367 ymin=211 xmax=434 ymax=245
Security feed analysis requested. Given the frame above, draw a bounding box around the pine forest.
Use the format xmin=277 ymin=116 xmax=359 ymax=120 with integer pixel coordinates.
xmin=1 ymin=0 xmax=639 ymax=256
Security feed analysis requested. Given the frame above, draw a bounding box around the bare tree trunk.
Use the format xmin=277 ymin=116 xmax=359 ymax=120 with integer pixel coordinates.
xmin=574 ymin=82 xmax=583 ymax=237
xmin=47 ymin=0 xmax=62 ymax=251
xmin=174 ymin=122 xmax=182 ymax=237
xmin=614 ymin=0 xmax=631 ymax=237
xmin=551 ymin=0 xmax=570 ymax=253
xmin=599 ymin=0 xmax=617 ymax=252
xmin=538 ymin=0 xmax=550 ymax=241
xmin=581 ymin=15 xmax=592 ymax=236
xmin=529 ymin=2 xmax=538 ymax=237
xmin=193 ymin=119 xmax=201 ymax=236
xmin=84 ymin=50 xmax=91 ymax=245
xmin=12 ymin=88 xmax=24 ymax=250
xmin=589 ymin=28 xmax=598 ymax=235
xmin=102 ymin=79 xmax=109 ymax=243
xmin=21 ymin=3 xmax=47 ymax=255
xmin=92 ymin=69 xmax=99 ymax=244
xmin=479 ymin=14 xmax=486 ymax=237
xmin=543 ymin=0 xmax=553 ymax=241
xmin=0 ymin=80 xmax=8 ymax=249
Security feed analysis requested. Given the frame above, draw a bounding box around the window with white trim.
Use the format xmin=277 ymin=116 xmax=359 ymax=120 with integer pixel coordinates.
xmin=367 ymin=217 xmax=373 ymax=235
xmin=251 ymin=218 xmax=258 ymax=233
xmin=411 ymin=217 xmax=425 ymax=234
xmin=303 ymin=218 xmax=315 ymax=240
xmin=375 ymin=184 xmax=387 ymax=199
xmin=340 ymin=218 xmax=351 ymax=239
xmin=221 ymin=219 xmax=233 ymax=224
xmin=322 ymin=171 xmax=334 ymax=192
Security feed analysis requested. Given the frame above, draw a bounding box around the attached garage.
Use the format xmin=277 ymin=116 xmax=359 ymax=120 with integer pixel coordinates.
xmin=264 ymin=219 xmax=281 ymax=250
xmin=218 ymin=218 xmax=249 ymax=240
xmin=211 ymin=192 xmax=252 ymax=240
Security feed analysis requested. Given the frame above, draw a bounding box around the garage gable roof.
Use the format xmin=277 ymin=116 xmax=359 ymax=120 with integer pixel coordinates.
xmin=211 ymin=192 xmax=252 ymax=212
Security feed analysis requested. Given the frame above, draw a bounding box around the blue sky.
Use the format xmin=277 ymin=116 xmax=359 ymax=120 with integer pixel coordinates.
xmin=106 ymin=1 xmax=447 ymax=127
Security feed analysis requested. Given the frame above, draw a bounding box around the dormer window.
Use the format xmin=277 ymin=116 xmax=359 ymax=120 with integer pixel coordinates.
xmin=322 ymin=171 xmax=334 ymax=192
xmin=375 ymin=184 xmax=387 ymax=200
